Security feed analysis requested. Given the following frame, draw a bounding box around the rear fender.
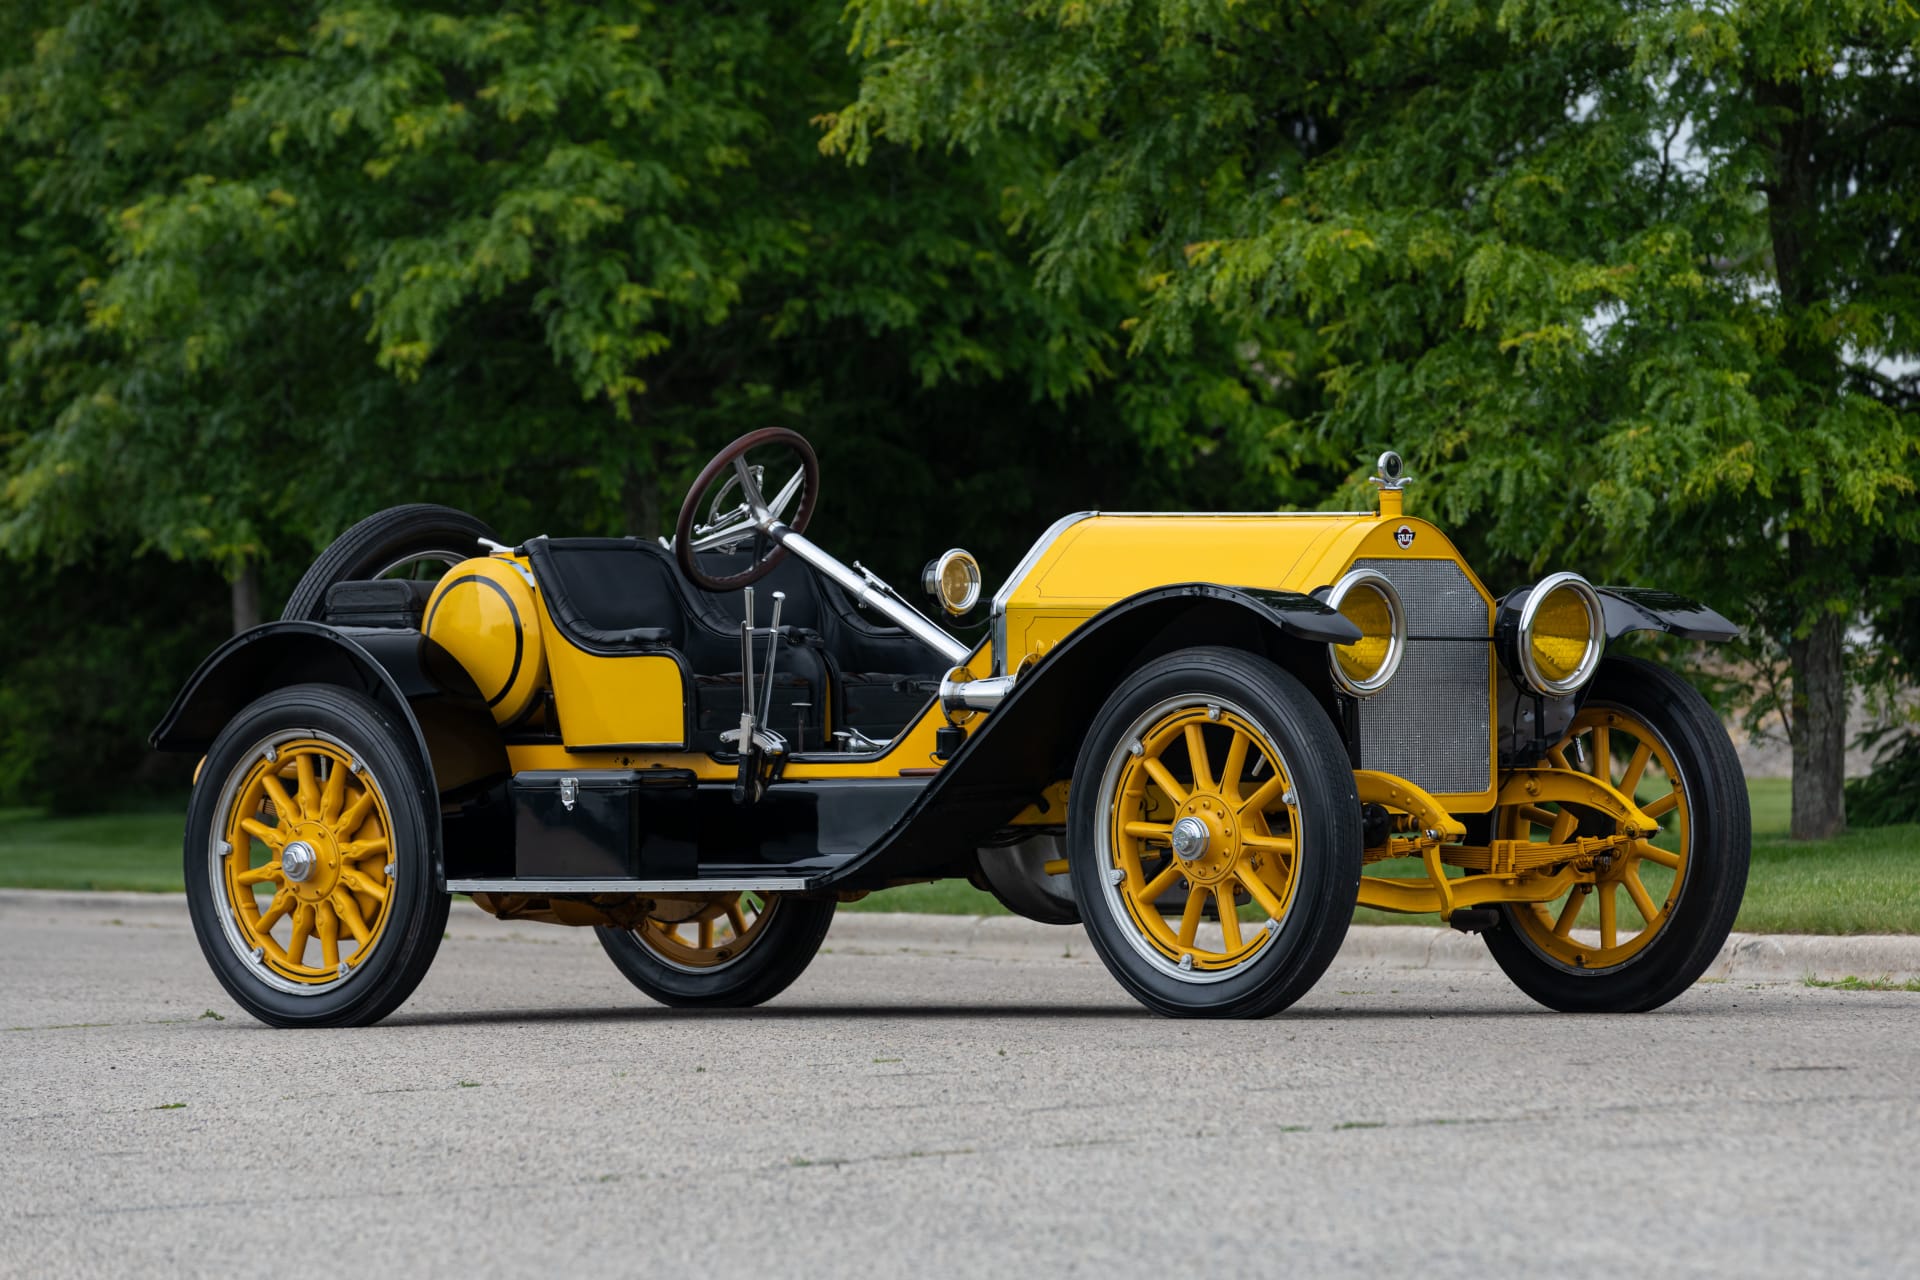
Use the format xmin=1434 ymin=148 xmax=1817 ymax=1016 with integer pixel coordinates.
xmin=150 ymin=622 xmax=510 ymax=880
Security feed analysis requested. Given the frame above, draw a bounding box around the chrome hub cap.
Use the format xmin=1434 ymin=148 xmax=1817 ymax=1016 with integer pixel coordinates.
xmin=1170 ymin=817 xmax=1211 ymax=862
xmin=281 ymin=841 xmax=316 ymax=883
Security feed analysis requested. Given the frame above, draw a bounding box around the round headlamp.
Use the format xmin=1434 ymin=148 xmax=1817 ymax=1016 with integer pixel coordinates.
xmin=1514 ymin=571 xmax=1604 ymax=696
xmin=1325 ymin=568 xmax=1406 ymax=697
xmin=922 ymin=548 xmax=982 ymax=616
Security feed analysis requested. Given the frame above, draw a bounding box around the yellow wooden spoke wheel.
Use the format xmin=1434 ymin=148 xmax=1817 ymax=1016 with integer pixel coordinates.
xmin=1483 ymin=657 xmax=1749 ymax=1013
xmin=1071 ymin=647 xmax=1362 ymax=1018
xmin=1501 ymin=705 xmax=1689 ymax=970
xmin=1103 ymin=702 xmax=1303 ymax=977
xmin=634 ymin=891 xmax=781 ymax=971
xmin=596 ymin=890 xmax=836 ymax=1008
xmin=215 ymin=736 xmax=398 ymax=990
xmin=185 ymin=684 xmax=448 ymax=1027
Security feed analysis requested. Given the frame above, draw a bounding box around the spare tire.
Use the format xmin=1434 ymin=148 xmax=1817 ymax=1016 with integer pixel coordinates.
xmin=283 ymin=504 xmax=498 ymax=622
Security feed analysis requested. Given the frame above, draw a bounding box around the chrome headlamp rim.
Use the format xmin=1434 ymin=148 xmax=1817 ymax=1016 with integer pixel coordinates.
xmin=922 ymin=548 xmax=982 ymax=616
xmin=1517 ymin=570 xmax=1605 ymax=697
xmin=1324 ymin=568 xmax=1406 ymax=698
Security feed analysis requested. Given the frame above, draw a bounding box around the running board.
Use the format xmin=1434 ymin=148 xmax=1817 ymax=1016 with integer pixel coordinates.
xmin=447 ymin=877 xmax=817 ymax=895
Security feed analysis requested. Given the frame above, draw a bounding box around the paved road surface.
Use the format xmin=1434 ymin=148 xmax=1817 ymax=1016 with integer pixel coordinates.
xmin=3 ymin=894 xmax=1917 ymax=1278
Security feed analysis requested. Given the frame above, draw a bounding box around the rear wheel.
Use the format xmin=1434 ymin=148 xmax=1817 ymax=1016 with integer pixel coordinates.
xmin=184 ymin=684 xmax=448 ymax=1027
xmin=282 ymin=504 xmax=497 ymax=621
xmin=595 ymin=892 xmax=835 ymax=1008
xmin=1484 ymin=657 xmax=1749 ymax=1012
xmin=1069 ymin=647 xmax=1362 ymax=1018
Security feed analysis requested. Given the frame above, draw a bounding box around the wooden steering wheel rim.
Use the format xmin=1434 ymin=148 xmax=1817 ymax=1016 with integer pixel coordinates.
xmin=674 ymin=427 xmax=820 ymax=592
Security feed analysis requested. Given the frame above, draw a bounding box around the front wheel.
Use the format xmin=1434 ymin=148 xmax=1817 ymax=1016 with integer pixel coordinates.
xmin=595 ymin=891 xmax=835 ymax=1008
xmin=184 ymin=684 xmax=448 ymax=1027
xmin=1483 ymin=657 xmax=1750 ymax=1012
xmin=1069 ymin=646 xmax=1362 ymax=1018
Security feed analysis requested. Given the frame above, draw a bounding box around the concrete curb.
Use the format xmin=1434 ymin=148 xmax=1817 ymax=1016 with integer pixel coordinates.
xmin=8 ymin=889 xmax=1917 ymax=983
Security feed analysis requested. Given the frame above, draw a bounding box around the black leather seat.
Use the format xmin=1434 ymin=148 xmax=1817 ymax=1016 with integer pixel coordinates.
xmin=523 ymin=537 xmax=950 ymax=752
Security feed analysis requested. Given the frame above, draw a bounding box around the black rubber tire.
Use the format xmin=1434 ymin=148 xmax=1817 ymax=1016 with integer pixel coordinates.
xmin=1069 ymin=646 xmax=1363 ymax=1018
xmin=282 ymin=504 xmax=497 ymax=621
xmin=1484 ymin=657 xmax=1751 ymax=1013
xmin=594 ymin=896 xmax=837 ymax=1008
xmin=976 ymin=834 xmax=1080 ymax=925
xmin=184 ymin=683 xmax=449 ymax=1028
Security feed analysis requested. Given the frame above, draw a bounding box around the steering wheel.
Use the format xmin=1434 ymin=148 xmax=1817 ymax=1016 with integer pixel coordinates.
xmin=674 ymin=428 xmax=820 ymax=591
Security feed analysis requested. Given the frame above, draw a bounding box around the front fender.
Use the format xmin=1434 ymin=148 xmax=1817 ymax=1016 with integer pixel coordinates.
xmin=827 ymin=583 xmax=1359 ymax=884
xmin=1597 ymin=587 xmax=1739 ymax=643
xmin=151 ymin=621 xmax=509 ymax=799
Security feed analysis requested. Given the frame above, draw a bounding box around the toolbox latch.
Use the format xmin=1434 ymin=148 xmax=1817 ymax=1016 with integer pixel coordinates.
xmin=559 ymin=776 xmax=578 ymax=811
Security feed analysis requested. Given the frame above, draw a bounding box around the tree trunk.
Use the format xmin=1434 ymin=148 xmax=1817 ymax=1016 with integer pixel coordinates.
xmin=231 ymin=560 xmax=261 ymax=635
xmin=623 ymin=463 xmax=662 ymax=541
xmin=1787 ymin=600 xmax=1848 ymax=840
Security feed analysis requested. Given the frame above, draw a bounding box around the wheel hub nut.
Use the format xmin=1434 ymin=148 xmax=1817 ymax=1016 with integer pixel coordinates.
xmin=281 ymin=841 xmax=317 ymax=883
xmin=1171 ymin=816 xmax=1211 ymax=862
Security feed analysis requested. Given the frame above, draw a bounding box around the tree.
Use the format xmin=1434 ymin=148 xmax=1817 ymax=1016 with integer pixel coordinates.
xmin=2 ymin=1 xmax=1333 ymax=808
xmin=827 ymin=0 xmax=1920 ymax=837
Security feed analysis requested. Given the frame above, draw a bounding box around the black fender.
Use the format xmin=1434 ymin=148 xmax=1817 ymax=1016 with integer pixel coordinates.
xmin=1596 ymin=587 xmax=1739 ymax=643
xmin=150 ymin=622 xmax=511 ymax=880
xmin=828 ymin=583 xmax=1360 ymax=885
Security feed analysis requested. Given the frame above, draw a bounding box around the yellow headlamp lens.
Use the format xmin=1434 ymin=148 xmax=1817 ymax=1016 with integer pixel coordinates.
xmin=1334 ymin=584 xmax=1395 ymax=686
xmin=1528 ymin=585 xmax=1595 ymax=685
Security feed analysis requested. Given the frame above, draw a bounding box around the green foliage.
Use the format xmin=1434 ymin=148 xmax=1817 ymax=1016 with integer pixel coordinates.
xmin=829 ymin=0 xmax=1920 ymax=604
xmin=1845 ymin=734 xmax=1920 ymax=827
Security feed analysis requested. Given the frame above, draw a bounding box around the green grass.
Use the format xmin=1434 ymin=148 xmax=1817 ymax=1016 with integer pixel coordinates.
xmin=0 ymin=807 xmax=185 ymax=892
xmin=5 ymin=776 xmax=1919 ymax=934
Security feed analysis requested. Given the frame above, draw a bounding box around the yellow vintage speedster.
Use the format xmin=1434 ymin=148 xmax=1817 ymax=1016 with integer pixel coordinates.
xmin=154 ymin=429 xmax=1748 ymax=1027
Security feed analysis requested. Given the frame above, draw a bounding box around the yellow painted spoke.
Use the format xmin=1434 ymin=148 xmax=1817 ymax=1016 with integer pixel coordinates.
xmin=1620 ymin=743 xmax=1653 ymax=797
xmin=1219 ymin=731 xmax=1249 ymax=804
xmin=1136 ymin=860 xmax=1183 ymax=906
xmin=1598 ymin=883 xmax=1617 ymax=950
xmin=1635 ymin=840 xmax=1682 ymax=870
xmin=1518 ymin=805 xmax=1558 ymax=830
xmin=330 ymin=891 xmax=372 ymax=945
xmin=1217 ymin=888 xmax=1242 ymax=949
xmin=1123 ymin=821 xmax=1172 ymax=843
xmin=340 ymin=836 xmax=389 ymax=861
xmin=1238 ymin=773 xmax=1289 ymax=819
xmin=1623 ymin=866 xmax=1659 ymax=926
xmin=1642 ymin=792 xmax=1680 ymax=820
xmin=1177 ymin=888 xmax=1206 ymax=947
xmin=335 ymin=786 xmax=376 ymax=837
xmin=1550 ymin=809 xmax=1579 ymax=844
xmin=316 ymin=902 xmax=340 ymax=970
xmin=1551 ymin=889 xmax=1585 ymax=939
xmin=321 ymin=760 xmax=346 ymax=825
xmin=1184 ymin=724 xmax=1215 ymax=794
xmin=239 ymin=818 xmax=285 ymax=850
xmin=1241 ymin=834 xmax=1294 ymax=855
xmin=1546 ymin=746 xmax=1573 ymax=772
xmin=1141 ymin=757 xmax=1189 ymax=808
xmin=294 ymin=753 xmax=321 ymax=821
xmin=697 ymin=918 xmax=714 ymax=950
xmin=260 ymin=774 xmax=301 ymax=827
xmin=256 ymin=889 xmax=296 ymax=932
xmin=1235 ymin=866 xmax=1288 ymax=920
xmin=235 ymin=862 xmax=282 ymax=887
xmin=726 ymin=903 xmax=749 ymax=937
xmin=1590 ymin=727 xmax=1610 ymax=779
xmin=287 ymin=906 xmax=314 ymax=965
xmin=339 ymin=867 xmax=388 ymax=905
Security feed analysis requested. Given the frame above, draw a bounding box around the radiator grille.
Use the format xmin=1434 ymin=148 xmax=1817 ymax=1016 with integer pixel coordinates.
xmin=1349 ymin=558 xmax=1492 ymax=795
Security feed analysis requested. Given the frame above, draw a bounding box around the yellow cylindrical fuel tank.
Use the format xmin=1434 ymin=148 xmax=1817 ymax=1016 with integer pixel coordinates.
xmin=423 ymin=556 xmax=547 ymax=726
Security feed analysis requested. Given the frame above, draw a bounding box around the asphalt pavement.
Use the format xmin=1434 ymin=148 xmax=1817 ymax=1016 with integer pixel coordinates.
xmin=3 ymin=891 xmax=1917 ymax=1278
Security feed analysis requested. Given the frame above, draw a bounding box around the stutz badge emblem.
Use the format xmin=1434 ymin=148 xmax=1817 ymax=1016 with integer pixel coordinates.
xmin=1395 ymin=524 xmax=1415 ymax=550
